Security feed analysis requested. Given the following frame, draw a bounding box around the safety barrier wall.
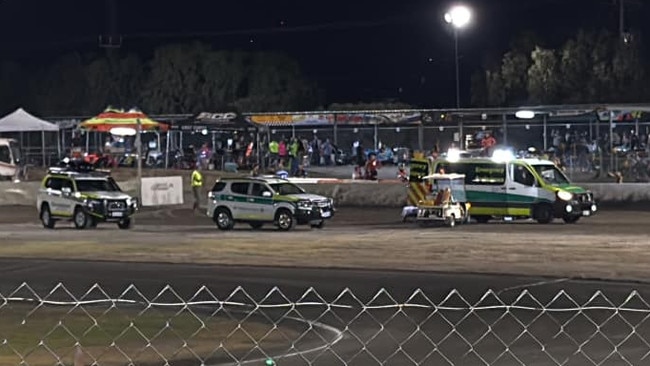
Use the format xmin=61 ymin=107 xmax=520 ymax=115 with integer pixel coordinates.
xmin=1 ymin=180 xmax=649 ymax=208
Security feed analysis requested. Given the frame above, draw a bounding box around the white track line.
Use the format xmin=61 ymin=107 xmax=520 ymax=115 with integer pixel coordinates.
xmin=496 ymin=278 xmax=571 ymax=295
xmin=214 ymin=314 xmax=345 ymax=366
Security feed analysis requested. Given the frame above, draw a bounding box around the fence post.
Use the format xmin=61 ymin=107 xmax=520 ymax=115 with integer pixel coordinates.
xmin=609 ymin=111 xmax=614 ymax=172
xmin=41 ymin=130 xmax=46 ymax=166
xmin=333 ymin=114 xmax=338 ymax=146
xmin=502 ymin=113 xmax=508 ymax=145
xmin=543 ymin=114 xmax=548 ymax=151
xmin=459 ymin=118 xmax=464 ymax=149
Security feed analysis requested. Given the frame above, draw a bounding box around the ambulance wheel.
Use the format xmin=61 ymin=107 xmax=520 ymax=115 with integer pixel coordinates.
xmin=535 ymin=204 xmax=554 ymax=224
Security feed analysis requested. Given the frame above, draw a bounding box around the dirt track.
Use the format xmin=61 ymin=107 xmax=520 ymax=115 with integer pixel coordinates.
xmin=1 ymin=205 xmax=649 ymax=282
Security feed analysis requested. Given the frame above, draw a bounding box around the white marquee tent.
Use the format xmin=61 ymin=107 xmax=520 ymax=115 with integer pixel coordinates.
xmin=0 ymin=108 xmax=59 ymax=132
xmin=0 ymin=108 xmax=60 ymax=165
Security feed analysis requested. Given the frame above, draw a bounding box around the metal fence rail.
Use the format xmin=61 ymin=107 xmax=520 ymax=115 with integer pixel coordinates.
xmin=2 ymin=284 xmax=650 ymax=365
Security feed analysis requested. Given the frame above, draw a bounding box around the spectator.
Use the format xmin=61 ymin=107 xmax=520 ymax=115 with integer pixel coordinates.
xmin=481 ymin=132 xmax=497 ymax=157
xmin=191 ymin=164 xmax=203 ymax=212
xmin=278 ymin=139 xmax=287 ymax=165
xmin=322 ymin=139 xmax=333 ymax=166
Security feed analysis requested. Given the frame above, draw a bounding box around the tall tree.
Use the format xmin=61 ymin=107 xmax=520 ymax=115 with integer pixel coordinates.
xmin=557 ymin=30 xmax=600 ymax=103
xmin=141 ymin=42 xmax=212 ymax=114
xmin=232 ymin=52 xmax=321 ymax=112
xmin=500 ymin=50 xmax=530 ymax=104
xmin=485 ymin=70 xmax=506 ymax=107
xmin=611 ymin=33 xmax=647 ymax=102
xmin=527 ymin=46 xmax=560 ymax=104
xmin=32 ymin=53 xmax=89 ymax=115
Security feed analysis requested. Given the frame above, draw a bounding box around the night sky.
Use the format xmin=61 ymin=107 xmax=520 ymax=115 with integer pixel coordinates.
xmin=1 ymin=0 xmax=648 ymax=108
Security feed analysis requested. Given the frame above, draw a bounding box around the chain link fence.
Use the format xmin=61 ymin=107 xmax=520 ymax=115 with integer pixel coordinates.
xmin=2 ymin=283 xmax=650 ymax=365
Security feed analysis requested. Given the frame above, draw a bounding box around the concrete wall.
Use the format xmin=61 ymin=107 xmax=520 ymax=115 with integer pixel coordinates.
xmin=2 ymin=179 xmax=648 ymax=208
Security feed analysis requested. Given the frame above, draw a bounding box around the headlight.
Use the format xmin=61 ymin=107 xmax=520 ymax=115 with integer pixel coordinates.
xmin=557 ymin=190 xmax=573 ymax=201
xmin=85 ymin=199 xmax=102 ymax=208
xmin=297 ymin=200 xmax=312 ymax=209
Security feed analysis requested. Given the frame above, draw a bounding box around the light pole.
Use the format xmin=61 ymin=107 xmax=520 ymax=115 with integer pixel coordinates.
xmin=444 ymin=5 xmax=472 ymax=109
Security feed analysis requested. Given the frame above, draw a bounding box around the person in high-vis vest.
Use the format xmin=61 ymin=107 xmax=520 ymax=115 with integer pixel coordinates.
xmin=191 ymin=164 xmax=203 ymax=211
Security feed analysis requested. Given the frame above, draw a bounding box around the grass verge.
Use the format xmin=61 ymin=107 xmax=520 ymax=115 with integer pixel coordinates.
xmin=0 ymin=303 xmax=299 ymax=366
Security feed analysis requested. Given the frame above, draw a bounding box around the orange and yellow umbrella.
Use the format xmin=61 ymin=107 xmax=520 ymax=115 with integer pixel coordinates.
xmin=79 ymin=107 xmax=169 ymax=133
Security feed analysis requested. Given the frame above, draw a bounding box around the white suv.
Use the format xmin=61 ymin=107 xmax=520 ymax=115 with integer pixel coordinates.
xmin=206 ymin=177 xmax=335 ymax=231
xmin=37 ymin=167 xmax=138 ymax=229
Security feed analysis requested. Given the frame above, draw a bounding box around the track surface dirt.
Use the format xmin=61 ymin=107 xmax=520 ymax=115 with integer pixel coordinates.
xmin=2 ymin=206 xmax=650 ymax=365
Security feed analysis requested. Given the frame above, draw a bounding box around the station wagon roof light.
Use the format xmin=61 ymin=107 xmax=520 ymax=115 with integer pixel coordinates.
xmin=446 ymin=148 xmax=461 ymax=162
xmin=492 ymin=148 xmax=516 ymax=163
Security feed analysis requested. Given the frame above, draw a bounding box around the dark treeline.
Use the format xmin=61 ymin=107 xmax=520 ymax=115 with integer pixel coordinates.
xmin=471 ymin=29 xmax=650 ymax=107
xmin=0 ymin=42 xmax=325 ymax=116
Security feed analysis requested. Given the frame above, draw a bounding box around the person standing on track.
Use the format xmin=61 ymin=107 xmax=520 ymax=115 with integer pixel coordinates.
xmin=191 ymin=164 xmax=204 ymax=212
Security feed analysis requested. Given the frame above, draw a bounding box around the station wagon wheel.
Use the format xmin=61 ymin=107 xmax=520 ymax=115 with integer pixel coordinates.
xmin=275 ymin=209 xmax=295 ymax=231
xmin=214 ymin=208 xmax=234 ymax=231
xmin=40 ymin=204 xmax=55 ymax=229
xmin=73 ymin=207 xmax=91 ymax=230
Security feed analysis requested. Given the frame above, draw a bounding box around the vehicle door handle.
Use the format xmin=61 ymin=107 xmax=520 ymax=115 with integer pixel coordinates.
xmin=248 ymin=198 xmax=255 ymax=202
xmin=227 ymin=196 xmax=234 ymax=200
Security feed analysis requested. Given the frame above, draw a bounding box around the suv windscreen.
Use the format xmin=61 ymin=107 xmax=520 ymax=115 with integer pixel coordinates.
xmin=75 ymin=178 xmax=121 ymax=192
xmin=269 ymin=182 xmax=305 ymax=195
xmin=211 ymin=182 xmax=227 ymax=192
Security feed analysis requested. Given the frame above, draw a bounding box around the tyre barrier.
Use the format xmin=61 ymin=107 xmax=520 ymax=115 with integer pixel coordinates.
xmin=1 ymin=180 xmax=649 ymax=208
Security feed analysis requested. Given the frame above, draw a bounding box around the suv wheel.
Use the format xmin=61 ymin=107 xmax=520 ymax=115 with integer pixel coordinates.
xmin=214 ymin=208 xmax=234 ymax=230
xmin=40 ymin=204 xmax=56 ymax=229
xmin=73 ymin=207 xmax=91 ymax=230
xmin=117 ymin=218 xmax=132 ymax=230
xmin=275 ymin=209 xmax=295 ymax=231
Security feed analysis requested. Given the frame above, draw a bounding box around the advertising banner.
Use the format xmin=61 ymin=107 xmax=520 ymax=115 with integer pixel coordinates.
xmin=140 ymin=176 xmax=184 ymax=206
